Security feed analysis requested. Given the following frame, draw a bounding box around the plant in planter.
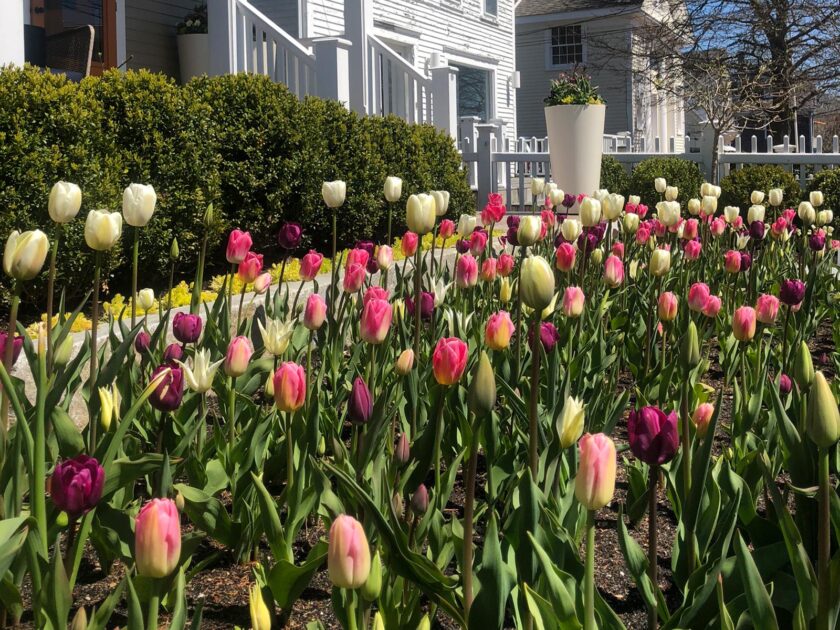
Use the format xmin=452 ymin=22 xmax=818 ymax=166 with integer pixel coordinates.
xmin=177 ymin=4 xmax=209 ymax=84
xmin=544 ymin=69 xmax=606 ymax=200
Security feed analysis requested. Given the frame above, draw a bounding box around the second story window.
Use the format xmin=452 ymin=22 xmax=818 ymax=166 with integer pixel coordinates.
xmin=484 ymin=0 xmax=498 ymax=17
xmin=550 ymin=25 xmax=583 ymax=66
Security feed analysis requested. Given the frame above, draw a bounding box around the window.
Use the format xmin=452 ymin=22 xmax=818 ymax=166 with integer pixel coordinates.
xmin=453 ymin=65 xmax=492 ymax=121
xmin=484 ymin=0 xmax=497 ymax=17
xmin=549 ymin=25 xmax=583 ymax=67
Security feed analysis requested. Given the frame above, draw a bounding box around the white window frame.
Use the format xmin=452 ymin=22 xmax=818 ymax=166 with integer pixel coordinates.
xmin=544 ymin=24 xmax=586 ymax=70
xmin=483 ymin=0 xmax=498 ymax=18
xmin=450 ymin=61 xmax=496 ymax=122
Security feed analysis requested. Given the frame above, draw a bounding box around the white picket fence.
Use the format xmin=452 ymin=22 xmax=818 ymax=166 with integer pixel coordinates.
xmin=459 ymin=117 xmax=840 ymax=213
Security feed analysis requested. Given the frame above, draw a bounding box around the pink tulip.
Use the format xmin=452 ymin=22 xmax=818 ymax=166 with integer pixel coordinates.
xmin=574 ymin=433 xmax=616 ymax=510
xmin=688 ymin=282 xmax=710 ymax=312
xmin=497 ymin=253 xmax=515 ymax=277
xmin=635 ymin=226 xmax=651 ymax=245
xmin=611 ymin=241 xmax=625 ymax=259
xmin=328 ymin=515 xmax=371 ymax=589
xmin=273 ymin=361 xmax=306 ymax=412
xmin=732 ymin=306 xmax=757 ymax=342
xmin=253 ymin=272 xmax=272 ymax=294
xmin=401 ymin=231 xmax=419 ymax=257
xmin=439 ymin=219 xmax=455 ymax=240
xmin=360 ymin=298 xmax=393 ymax=344
xmin=485 ymin=311 xmax=515 ymax=350
xmin=303 ymin=294 xmax=327 ymax=330
xmin=541 ymin=209 xmax=556 ymax=228
xmin=237 ymin=251 xmax=263 ymax=284
xmin=432 ymin=337 xmax=469 ymax=386
xmin=755 ymin=294 xmax=780 ymax=325
xmin=455 ymin=254 xmax=478 ymax=289
xmin=692 ymin=402 xmax=715 ymax=438
xmin=555 ymin=243 xmax=577 ymax=272
xmin=226 ymin=229 xmax=252 ymax=264
xmin=683 ymin=218 xmax=699 ymax=240
xmin=603 ymin=255 xmax=624 ymax=288
xmin=224 ymin=336 xmax=254 ymax=377
xmin=710 ymin=218 xmax=726 ymax=237
xmin=376 ymin=245 xmax=393 ymax=270
xmin=343 ymin=263 xmax=366 ymax=293
xmin=684 ymin=240 xmax=702 ymax=260
xmin=135 ymin=498 xmax=181 ymax=578
xmin=702 ymin=295 xmax=722 ymax=318
xmin=480 ymin=257 xmax=497 ymax=282
xmin=300 ymin=250 xmax=324 ymax=281
xmin=733 ymin=216 xmax=743 ymax=229
xmin=658 ymin=292 xmax=678 ymax=321
xmin=724 ymin=250 xmax=742 ymax=274
xmin=363 ymin=286 xmax=389 ymax=305
xmin=562 ymin=286 xmax=585 ymax=318
xmin=469 ymin=230 xmax=488 ymax=256
xmin=346 ymin=248 xmax=370 ymax=269
xmin=770 ymin=218 xmax=788 ymax=239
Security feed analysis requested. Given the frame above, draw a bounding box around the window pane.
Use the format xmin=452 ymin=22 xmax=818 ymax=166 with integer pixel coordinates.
xmin=485 ymin=0 xmax=497 ymax=15
xmin=454 ymin=65 xmax=490 ymax=120
xmin=550 ymin=25 xmax=583 ymax=66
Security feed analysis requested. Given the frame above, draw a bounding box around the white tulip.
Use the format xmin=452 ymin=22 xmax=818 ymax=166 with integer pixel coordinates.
xmin=723 ymin=205 xmax=740 ymax=224
xmin=628 ymin=195 xmax=640 ymax=205
xmin=798 ymin=201 xmax=816 ymax=225
xmin=657 ymin=201 xmax=680 ymax=227
xmin=557 ymin=395 xmax=585 ymax=448
xmin=257 ymin=317 xmax=295 ymax=357
xmin=322 ymin=180 xmax=347 ymax=208
xmin=549 ymin=187 xmax=565 ymax=207
xmin=654 ymin=178 xmax=667 ymax=194
xmin=136 ymin=288 xmax=155 ymax=312
xmin=687 ymin=198 xmax=701 ymax=216
xmin=579 ymin=197 xmax=601 ymax=227
xmin=3 ymin=230 xmax=49 ymax=281
xmin=817 ymin=210 xmax=833 ymax=227
xmin=702 ymin=196 xmax=718 ymax=215
xmin=384 ymin=176 xmax=402 ymax=203
xmin=561 ymin=218 xmax=582 ymax=242
xmin=664 ymin=186 xmax=679 ymax=202
xmin=517 ymin=215 xmax=542 ymax=247
xmin=768 ymin=188 xmax=783 ymax=206
xmin=810 ymin=190 xmax=824 ymax=207
xmin=750 ymin=190 xmax=765 ymax=205
xmin=431 ymin=190 xmax=450 ymax=216
xmin=434 ymin=279 xmax=451 ymax=307
xmin=406 ymin=194 xmax=436 ymax=235
xmin=649 ymin=248 xmax=671 ymax=276
xmin=747 ymin=205 xmax=765 ymax=224
xmin=593 ymin=189 xmax=610 ymax=205
xmin=701 ymin=182 xmax=721 ymax=198
xmin=736 ymin=234 xmax=750 ymax=250
xmin=84 ymin=210 xmax=123 ymax=251
xmin=177 ymin=349 xmax=223 ymax=394
xmin=457 ymin=213 xmax=477 ymax=237
xmin=48 ymin=181 xmax=82 ymax=224
xmin=122 ymin=183 xmax=157 ymax=227
xmin=623 ymin=213 xmax=639 ymax=234
xmin=530 ymin=178 xmax=545 ymax=196
xmin=604 ymin=194 xmax=625 ymax=221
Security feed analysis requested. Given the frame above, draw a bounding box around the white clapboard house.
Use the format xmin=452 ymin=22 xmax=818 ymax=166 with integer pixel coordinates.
xmin=2 ymin=0 xmax=518 ymax=141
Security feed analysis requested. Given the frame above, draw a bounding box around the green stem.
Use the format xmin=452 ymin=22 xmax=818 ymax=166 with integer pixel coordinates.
xmin=45 ymin=226 xmax=62 ymax=371
xmin=89 ymin=253 xmax=102 ymax=452
xmin=432 ymin=390 xmax=446 ymax=509
xmin=131 ymin=227 xmax=139 ymax=328
xmin=1 ymin=282 xmax=21 ymax=436
xmin=191 ymin=232 xmax=208 ymax=315
xmin=529 ymin=315 xmax=541 ymax=480
xmin=33 ymin=329 xmax=48 ymax=551
xmin=228 ymin=377 xmax=236 ymax=444
xmin=227 ymin=263 xmax=236 ymax=328
xmin=237 ymin=286 xmax=246 ymax=330
xmin=816 ymin=447 xmax=830 ymax=630
xmin=680 ymin=378 xmax=695 ymax=576
xmin=329 ymin=209 xmax=338 ymax=321
xmin=286 ymin=411 xmax=295 ymax=491
xmin=146 ymin=583 xmax=160 ymax=630
xmin=463 ymin=418 xmax=479 ymax=618
xmin=345 ymin=593 xmax=358 ymax=630
xmin=648 ymin=466 xmax=659 ymax=630
xmin=584 ymin=510 xmax=596 ymax=630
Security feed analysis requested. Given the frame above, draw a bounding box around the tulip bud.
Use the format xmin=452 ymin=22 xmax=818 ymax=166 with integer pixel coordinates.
xmin=203 ymin=202 xmax=215 ymax=227
xmin=136 ymin=288 xmax=155 ymax=312
xmin=384 ymin=176 xmax=403 ymax=203
xmin=249 ymin=584 xmax=272 ymax=630
xmin=273 ymin=362 xmax=307 ymax=413
xmin=99 ymin=386 xmax=115 ymax=431
xmin=328 ymin=514 xmax=371 ymax=589
xmin=658 ymin=292 xmax=678 ymax=321
xmin=681 ymin=320 xmax=701 ymax=370
xmin=793 ymin=341 xmax=814 ymax=391
xmin=169 ymin=238 xmax=179 ymax=262
xmin=303 ymin=294 xmax=327 ymax=330
xmin=322 ymin=180 xmax=347 ymax=208
xmin=373 ymin=612 xmax=386 ymax=630
xmin=395 ymin=433 xmax=410 ymax=464
xmin=520 ymin=256 xmax=555 ymax=311
xmin=562 ymin=286 xmax=585 ymax=318
xmin=135 ymin=498 xmax=181 ymax=578
xmin=485 ymin=311 xmax=514 ymax=351
xmin=122 ymin=183 xmax=157 ymax=227
xmin=264 ymin=373 xmax=274 ymax=398
xmin=557 ymin=396 xmax=585 ymax=448
xmin=362 ymin=551 xmax=383 ymax=601
xmin=806 ymin=372 xmax=840 ymax=448
xmin=755 ymin=294 xmax=780 ymax=325
xmin=575 ymin=433 xmax=616 ymax=510
xmin=360 ymin=298 xmax=393 ymax=344
xmin=395 ymin=349 xmax=415 ymax=375
xmin=54 ymin=333 xmax=74 ymax=366
xmin=224 ymin=336 xmax=254 ymax=377
xmin=348 ymin=377 xmax=373 ymax=423
xmin=468 ymin=351 xmax=496 ymax=417
xmin=391 ymin=492 xmax=404 ymax=519
xmin=499 ymin=277 xmax=513 ymax=303
xmin=692 ymin=402 xmax=714 ymax=438
xmin=418 ymin=615 xmax=432 ymax=630
xmin=411 ymin=484 xmax=429 ymax=515
xmin=732 ymin=306 xmax=756 ymax=343
xmin=49 ymin=181 xmax=83 ymax=224
xmin=406 ymin=194 xmax=436 ymax=235
xmin=70 ymin=607 xmax=87 ymax=630
xmin=3 ymin=230 xmax=49 ymax=281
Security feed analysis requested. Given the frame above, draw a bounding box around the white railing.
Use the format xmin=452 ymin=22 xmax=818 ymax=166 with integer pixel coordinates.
xmin=367 ymin=35 xmax=433 ymax=125
xmin=460 ymin=117 xmax=840 ymax=213
xmin=233 ymin=0 xmax=316 ymax=97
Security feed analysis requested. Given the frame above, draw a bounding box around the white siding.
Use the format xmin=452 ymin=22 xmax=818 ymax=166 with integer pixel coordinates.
xmin=125 ymin=0 xmax=195 ymax=79
xmin=516 ymin=13 xmax=639 ymax=139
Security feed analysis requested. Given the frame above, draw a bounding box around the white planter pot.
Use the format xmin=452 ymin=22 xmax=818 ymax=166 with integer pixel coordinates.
xmin=544 ymin=104 xmax=606 ymax=198
xmin=177 ymin=33 xmax=209 ymax=84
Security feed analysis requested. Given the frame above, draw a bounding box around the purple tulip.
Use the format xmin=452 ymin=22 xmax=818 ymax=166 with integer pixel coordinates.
xmin=529 ymin=322 xmax=560 ymax=352
xmin=50 ymin=455 xmax=104 ymax=517
xmin=135 ymin=331 xmax=151 ymax=354
xmin=779 ymin=373 xmax=792 ymax=395
xmin=347 ymin=377 xmax=372 ymax=423
xmin=163 ymin=343 xmax=184 ymax=363
xmin=562 ymin=193 xmax=576 ymax=208
xmin=149 ymin=364 xmax=185 ymax=412
xmin=406 ymin=291 xmax=435 ymax=321
xmin=455 ymin=239 xmax=470 ymax=254
xmin=172 ymin=312 xmax=202 ymax=344
xmin=0 ymin=332 xmax=23 ymax=366
xmin=505 ymin=226 xmax=519 ymax=247
xmin=277 ymin=222 xmax=303 ymax=250
xmin=749 ymin=221 xmax=765 ymax=240
xmin=809 ymin=231 xmax=826 ymax=251
xmin=780 ymin=279 xmax=806 ymax=306
xmin=355 ymin=240 xmax=375 ymax=258
xmin=507 ymin=215 xmax=520 ymax=229
xmin=411 ymin=484 xmax=429 ymax=514
xmin=628 ymin=406 xmax=679 ymax=466
xmin=739 ymin=252 xmax=752 ymax=272
xmin=395 ymin=433 xmax=410 ymax=465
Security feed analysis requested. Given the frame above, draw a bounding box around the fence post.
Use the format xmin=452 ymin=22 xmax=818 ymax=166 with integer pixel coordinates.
xmin=460 ymin=116 xmax=479 ymax=189
xmin=208 ymin=0 xmax=236 ymax=75
xmin=430 ymin=61 xmax=458 ymax=138
xmin=475 ymin=123 xmax=496 ymax=211
xmin=344 ymin=0 xmax=372 ymax=115
xmin=313 ymin=38 xmax=351 ymax=107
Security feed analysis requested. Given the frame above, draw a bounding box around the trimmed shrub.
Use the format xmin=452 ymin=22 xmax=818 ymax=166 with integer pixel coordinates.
xmin=720 ymin=164 xmax=801 ymax=209
xmin=628 ymin=157 xmax=704 ymax=208
xmin=600 ymin=155 xmax=630 ymax=197
xmin=0 ymin=68 xmax=469 ymax=308
xmin=809 ymin=169 xmax=840 ymax=213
